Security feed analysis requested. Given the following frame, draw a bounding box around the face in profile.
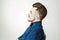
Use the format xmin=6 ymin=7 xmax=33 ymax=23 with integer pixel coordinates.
xmin=28 ymin=7 xmax=37 ymax=22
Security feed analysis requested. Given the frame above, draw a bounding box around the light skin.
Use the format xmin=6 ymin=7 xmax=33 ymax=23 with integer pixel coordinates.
xmin=16 ymin=7 xmax=41 ymax=40
xmin=28 ymin=7 xmax=41 ymax=22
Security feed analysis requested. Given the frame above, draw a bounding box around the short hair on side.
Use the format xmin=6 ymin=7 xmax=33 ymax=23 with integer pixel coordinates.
xmin=32 ymin=2 xmax=47 ymax=20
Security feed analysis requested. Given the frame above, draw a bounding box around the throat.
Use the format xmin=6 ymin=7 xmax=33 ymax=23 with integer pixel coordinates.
xmin=32 ymin=19 xmax=41 ymax=23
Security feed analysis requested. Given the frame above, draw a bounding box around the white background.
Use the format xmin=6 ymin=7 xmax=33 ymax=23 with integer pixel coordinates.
xmin=0 ymin=0 xmax=60 ymax=40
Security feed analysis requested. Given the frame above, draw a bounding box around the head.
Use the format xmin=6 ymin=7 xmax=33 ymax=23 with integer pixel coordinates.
xmin=28 ymin=2 xmax=47 ymax=22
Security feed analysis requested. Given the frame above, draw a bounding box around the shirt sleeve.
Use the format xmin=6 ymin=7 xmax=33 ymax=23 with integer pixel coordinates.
xmin=18 ymin=24 xmax=32 ymax=40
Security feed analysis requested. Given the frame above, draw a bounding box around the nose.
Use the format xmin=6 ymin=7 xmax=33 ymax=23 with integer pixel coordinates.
xmin=28 ymin=13 xmax=30 ymax=18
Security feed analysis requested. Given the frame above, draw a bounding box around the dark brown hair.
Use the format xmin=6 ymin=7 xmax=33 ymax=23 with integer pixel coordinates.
xmin=32 ymin=2 xmax=47 ymax=20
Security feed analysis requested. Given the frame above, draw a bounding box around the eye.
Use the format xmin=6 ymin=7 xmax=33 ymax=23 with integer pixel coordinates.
xmin=30 ymin=11 xmax=32 ymax=14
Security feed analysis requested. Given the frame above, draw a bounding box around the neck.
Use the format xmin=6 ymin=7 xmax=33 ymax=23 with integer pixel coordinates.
xmin=32 ymin=19 xmax=41 ymax=23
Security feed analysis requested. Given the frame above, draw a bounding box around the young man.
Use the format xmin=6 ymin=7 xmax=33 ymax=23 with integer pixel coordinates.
xmin=18 ymin=2 xmax=47 ymax=40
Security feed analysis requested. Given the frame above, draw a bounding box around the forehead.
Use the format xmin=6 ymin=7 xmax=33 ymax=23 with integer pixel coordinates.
xmin=30 ymin=7 xmax=37 ymax=11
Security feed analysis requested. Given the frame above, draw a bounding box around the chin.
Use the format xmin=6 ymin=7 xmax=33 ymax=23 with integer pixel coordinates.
xmin=28 ymin=20 xmax=33 ymax=22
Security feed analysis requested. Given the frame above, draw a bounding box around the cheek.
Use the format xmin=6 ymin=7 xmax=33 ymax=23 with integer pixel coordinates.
xmin=28 ymin=11 xmax=35 ymax=19
xmin=30 ymin=15 xmax=35 ymax=20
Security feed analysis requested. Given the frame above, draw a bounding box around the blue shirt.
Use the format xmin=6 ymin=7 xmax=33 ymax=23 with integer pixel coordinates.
xmin=18 ymin=21 xmax=46 ymax=40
